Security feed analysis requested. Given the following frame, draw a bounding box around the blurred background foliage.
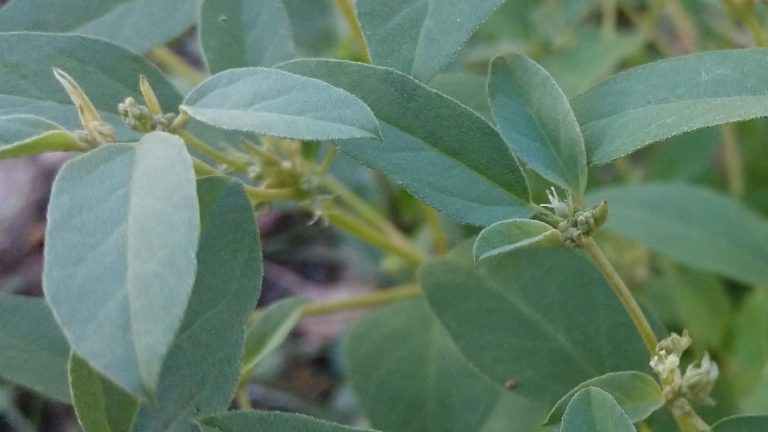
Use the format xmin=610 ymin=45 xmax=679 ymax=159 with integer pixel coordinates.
xmin=0 ymin=0 xmax=767 ymax=430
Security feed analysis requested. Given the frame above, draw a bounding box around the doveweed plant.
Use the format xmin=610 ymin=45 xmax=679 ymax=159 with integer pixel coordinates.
xmin=1 ymin=1 xmax=768 ymax=431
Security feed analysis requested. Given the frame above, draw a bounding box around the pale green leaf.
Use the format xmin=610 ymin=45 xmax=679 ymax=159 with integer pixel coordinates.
xmin=0 ymin=33 xmax=181 ymax=140
xmin=0 ymin=293 xmax=70 ymax=402
xmin=545 ymin=371 xmax=663 ymax=426
xmin=44 ymin=132 xmax=199 ymax=400
xmin=347 ymin=299 xmax=548 ymax=432
xmin=196 ymin=411 xmax=379 ymax=432
xmin=242 ymin=297 xmax=307 ymax=373
xmin=712 ymin=415 xmax=768 ymax=431
xmin=182 ymin=68 xmax=381 ymax=141
xmin=560 ymin=387 xmax=636 ymax=432
xmin=357 ymin=0 xmax=505 ymax=81
xmin=729 ymin=289 xmax=768 ymax=396
xmin=279 ymin=59 xmax=530 ymax=226
xmin=489 ymin=54 xmax=587 ymax=194
xmin=200 ymin=0 xmax=295 ymax=74
xmin=591 ymin=183 xmax=768 ymax=286
xmin=573 ymin=49 xmax=768 ymax=164
xmin=0 ymin=0 xmax=198 ymax=53
xmin=133 ymin=176 xmax=263 ymax=432
xmin=0 ymin=115 xmax=83 ymax=159
xmin=421 ymin=248 xmax=650 ymax=404
xmin=474 ymin=218 xmax=562 ymax=262
xmin=69 ymin=354 xmax=138 ymax=432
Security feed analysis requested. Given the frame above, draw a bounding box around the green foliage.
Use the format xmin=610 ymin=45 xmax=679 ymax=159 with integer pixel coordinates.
xmin=200 ymin=0 xmax=294 ymax=73
xmin=0 ymin=293 xmax=70 ymax=402
xmin=489 ymin=53 xmax=587 ymax=195
xmin=182 ymin=68 xmax=382 ymax=141
xmin=2 ymin=1 xmax=768 ymax=431
xmin=279 ymin=59 xmax=531 ymax=225
xmin=0 ymin=0 xmax=198 ymax=53
xmin=594 ymin=183 xmax=768 ymax=285
xmin=0 ymin=33 xmax=180 ymax=138
xmin=44 ymin=132 xmax=199 ymax=401
xmin=356 ymin=0 xmax=505 ymax=81
xmin=545 ymin=371 xmax=663 ymax=426
xmin=573 ymin=49 xmax=768 ymax=165
xmin=0 ymin=116 xmax=83 ymax=160
xmin=69 ymin=354 xmax=139 ymax=432
xmin=559 ymin=387 xmax=636 ymax=432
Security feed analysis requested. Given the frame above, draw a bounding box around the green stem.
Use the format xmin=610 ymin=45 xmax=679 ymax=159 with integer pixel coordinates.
xmin=328 ymin=210 xmax=426 ymax=265
xmin=148 ymin=46 xmax=205 ymax=85
xmin=424 ymin=206 xmax=449 ymax=255
xmin=721 ymin=123 xmax=746 ymax=197
xmin=317 ymin=146 xmax=338 ymax=174
xmin=192 ymin=158 xmax=221 ymax=176
xmin=581 ymin=237 xmax=658 ymax=354
xmin=302 ymin=284 xmax=421 ymax=317
xmin=602 ymin=0 xmax=617 ymax=37
xmin=320 ymin=175 xmax=399 ymax=235
xmin=245 ymin=186 xmax=295 ymax=203
xmin=177 ymin=130 xmax=250 ymax=172
xmin=335 ymin=0 xmax=371 ymax=62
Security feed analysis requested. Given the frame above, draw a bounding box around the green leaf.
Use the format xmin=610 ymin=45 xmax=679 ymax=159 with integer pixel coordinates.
xmin=357 ymin=0 xmax=505 ymax=81
xmin=200 ymin=0 xmax=295 ymax=74
xmin=182 ymin=68 xmax=381 ymax=141
xmin=428 ymin=73 xmax=492 ymax=120
xmin=560 ymin=387 xmax=636 ymax=432
xmin=541 ymin=30 xmax=644 ymax=98
xmin=729 ymin=289 xmax=768 ymax=396
xmin=44 ymin=132 xmax=199 ymax=401
xmin=544 ymin=371 xmax=663 ymax=426
xmin=591 ymin=183 xmax=768 ymax=286
xmin=0 ymin=115 xmax=83 ymax=159
xmin=0 ymin=293 xmax=70 ymax=402
xmin=712 ymin=416 xmax=768 ymax=431
xmin=279 ymin=59 xmax=531 ymax=226
xmin=0 ymin=0 xmax=198 ymax=53
xmin=196 ymin=411 xmax=379 ymax=432
xmin=0 ymin=33 xmax=181 ymax=140
xmin=347 ymin=299 xmax=549 ymax=432
xmin=242 ymin=297 xmax=307 ymax=373
xmin=421 ymin=248 xmax=650 ymax=404
xmin=69 ymin=354 xmax=139 ymax=432
xmin=489 ymin=54 xmax=587 ymax=195
xmin=474 ymin=218 xmax=562 ymax=262
xmin=133 ymin=176 xmax=263 ymax=431
xmin=573 ymin=49 xmax=768 ymax=165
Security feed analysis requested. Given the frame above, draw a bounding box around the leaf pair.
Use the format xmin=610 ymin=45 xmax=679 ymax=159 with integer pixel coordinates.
xmin=43 ymin=132 xmax=263 ymax=431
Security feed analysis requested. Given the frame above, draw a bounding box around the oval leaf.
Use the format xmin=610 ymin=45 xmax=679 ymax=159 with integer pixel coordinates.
xmin=0 ymin=33 xmax=181 ymax=139
xmin=0 ymin=293 xmax=70 ymax=402
xmin=70 ymin=354 xmax=138 ymax=432
xmin=347 ymin=299 xmax=549 ymax=432
xmin=133 ymin=176 xmax=263 ymax=431
xmin=560 ymin=387 xmax=636 ymax=432
xmin=545 ymin=371 xmax=663 ymax=426
xmin=44 ymin=132 xmax=199 ymax=400
xmin=196 ymin=411 xmax=379 ymax=432
xmin=489 ymin=54 xmax=587 ymax=195
xmin=573 ymin=48 xmax=768 ymax=165
xmin=0 ymin=115 xmax=84 ymax=159
xmin=279 ymin=59 xmax=530 ymax=226
xmin=242 ymin=296 xmax=307 ymax=374
xmin=713 ymin=415 xmax=768 ymax=431
xmin=182 ymin=68 xmax=381 ymax=141
xmin=591 ymin=183 xmax=768 ymax=286
xmin=0 ymin=0 xmax=198 ymax=53
xmin=358 ymin=0 xmax=505 ymax=81
xmin=200 ymin=0 xmax=295 ymax=73
xmin=474 ymin=218 xmax=562 ymax=263
xmin=421 ymin=248 xmax=650 ymax=404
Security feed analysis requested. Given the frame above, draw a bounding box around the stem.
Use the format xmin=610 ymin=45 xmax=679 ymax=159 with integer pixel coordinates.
xmin=424 ymin=206 xmax=449 ymax=255
xmin=245 ymin=186 xmax=295 ymax=203
xmin=580 ymin=237 xmax=658 ymax=354
xmin=320 ymin=175 xmax=399 ymax=235
xmin=237 ymin=387 xmax=253 ymax=410
xmin=335 ymin=0 xmax=371 ymax=62
xmin=721 ymin=124 xmax=745 ymax=197
xmin=327 ymin=211 xmax=426 ymax=265
xmin=148 ymin=46 xmax=205 ymax=85
xmin=193 ymin=158 xmax=221 ymax=176
xmin=318 ymin=146 xmax=338 ymax=175
xmin=602 ymin=0 xmax=617 ymax=37
xmin=302 ymin=284 xmax=421 ymax=317
xmin=177 ymin=130 xmax=250 ymax=172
